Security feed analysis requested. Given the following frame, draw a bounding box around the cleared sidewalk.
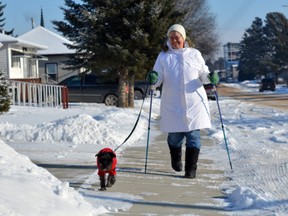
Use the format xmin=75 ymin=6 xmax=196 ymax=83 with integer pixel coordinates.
xmin=106 ymin=122 xmax=228 ymax=215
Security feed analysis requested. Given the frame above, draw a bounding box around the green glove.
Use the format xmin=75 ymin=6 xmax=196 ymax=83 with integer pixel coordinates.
xmin=146 ymin=71 xmax=158 ymax=85
xmin=208 ymin=72 xmax=219 ymax=85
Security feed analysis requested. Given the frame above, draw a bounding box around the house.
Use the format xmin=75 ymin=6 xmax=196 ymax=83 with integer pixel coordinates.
xmin=0 ymin=32 xmax=47 ymax=81
xmin=18 ymin=26 xmax=80 ymax=83
xmin=223 ymin=42 xmax=240 ymax=81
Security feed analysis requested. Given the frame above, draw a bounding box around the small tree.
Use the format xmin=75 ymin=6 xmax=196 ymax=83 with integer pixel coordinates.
xmin=40 ymin=7 xmax=45 ymax=27
xmin=0 ymin=1 xmax=14 ymax=35
xmin=0 ymin=70 xmax=11 ymax=113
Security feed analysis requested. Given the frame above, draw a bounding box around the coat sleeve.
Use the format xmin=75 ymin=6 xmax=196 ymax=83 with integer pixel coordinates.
xmin=152 ymin=52 xmax=164 ymax=88
xmin=195 ymin=50 xmax=211 ymax=84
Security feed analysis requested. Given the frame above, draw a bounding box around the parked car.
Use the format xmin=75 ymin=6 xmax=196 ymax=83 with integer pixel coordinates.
xmin=59 ymin=74 xmax=148 ymax=106
xmin=204 ymin=83 xmax=216 ymax=100
xmin=259 ymin=78 xmax=276 ymax=92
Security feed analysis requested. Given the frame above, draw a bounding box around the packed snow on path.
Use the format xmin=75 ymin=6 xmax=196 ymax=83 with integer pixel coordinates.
xmin=0 ymin=81 xmax=287 ymax=215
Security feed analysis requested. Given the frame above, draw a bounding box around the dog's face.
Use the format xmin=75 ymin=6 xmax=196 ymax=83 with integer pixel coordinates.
xmin=96 ymin=152 xmax=115 ymax=171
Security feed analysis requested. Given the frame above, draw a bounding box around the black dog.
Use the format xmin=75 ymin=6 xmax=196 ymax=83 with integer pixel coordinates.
xmin=95 ymin=148 xmax=117 ymax=191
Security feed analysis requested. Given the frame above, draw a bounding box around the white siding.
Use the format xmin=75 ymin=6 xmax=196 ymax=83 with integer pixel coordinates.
xmin=0 ymin=46 xmax=8 ymax=75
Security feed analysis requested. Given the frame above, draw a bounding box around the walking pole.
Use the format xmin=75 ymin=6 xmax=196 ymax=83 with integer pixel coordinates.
xmin=213 ymin=85 xmax=233 ymax=170
xmin=144 ymin=87 xmax=154 ymax=173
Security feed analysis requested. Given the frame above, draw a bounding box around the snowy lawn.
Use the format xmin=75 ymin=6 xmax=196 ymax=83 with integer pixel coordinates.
xmin=0 ymin=81 xmax=287 ymax=215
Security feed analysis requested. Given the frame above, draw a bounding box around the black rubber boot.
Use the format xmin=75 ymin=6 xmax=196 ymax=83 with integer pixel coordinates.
xmin=169 ymin=146 xmax=182 ymax=172
xmin=185 ymin=147 xmax=200 ymax=178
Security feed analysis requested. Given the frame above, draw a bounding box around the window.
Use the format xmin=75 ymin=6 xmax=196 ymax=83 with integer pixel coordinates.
xmin=84 ymin=75 xmax=98 ymax=85
xmin=28 ymin=59 xmax=37 ymax=77
xmin=11 ymin=50 xmax=23 ymax=68
xmin=12 ymin=56 xmax=21 ymax=68
xmin=45 ymin=63 xmax=57 ymax=81
xmin=66 ymin=76 xmax=81 ymax=86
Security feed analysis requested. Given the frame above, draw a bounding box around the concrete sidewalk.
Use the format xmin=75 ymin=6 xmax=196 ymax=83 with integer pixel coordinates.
xmin=106 ymin=122 xmax=228 ymax=215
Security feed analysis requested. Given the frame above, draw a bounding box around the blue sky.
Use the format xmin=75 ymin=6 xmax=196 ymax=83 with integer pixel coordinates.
xmin=2 ymin=0 xmax=288 ymax=56
xmin=207 ymin=0 xmax=288 ymax=44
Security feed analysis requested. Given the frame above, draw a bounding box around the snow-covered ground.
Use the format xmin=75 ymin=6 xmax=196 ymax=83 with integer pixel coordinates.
xmin=0 ymin=81 xmax=287 ymax=215
xmin=208 ymin=83 xmax=288 ymax=215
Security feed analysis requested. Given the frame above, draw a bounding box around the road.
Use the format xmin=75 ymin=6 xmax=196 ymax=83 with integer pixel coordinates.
xmin=216 ymin=84 xmax=288 ymax=111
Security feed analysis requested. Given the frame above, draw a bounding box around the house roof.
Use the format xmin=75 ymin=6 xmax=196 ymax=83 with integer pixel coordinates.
xmin=18 ymin=26 xmax=75 ymax=55
xmin=0 ymin=33 xmax=47 ymax=50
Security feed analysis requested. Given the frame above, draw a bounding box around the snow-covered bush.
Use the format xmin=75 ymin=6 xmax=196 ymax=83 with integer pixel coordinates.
xmin=0 ymin=70 xmax=11 ymax=113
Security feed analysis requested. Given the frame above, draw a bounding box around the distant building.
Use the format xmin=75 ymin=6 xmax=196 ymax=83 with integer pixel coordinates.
xmin=223 ymin=42 xmax=240 ymax=81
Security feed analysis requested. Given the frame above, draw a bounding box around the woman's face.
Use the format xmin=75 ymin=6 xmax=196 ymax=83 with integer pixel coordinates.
xmin=168 ymin=31 xmax=185 ymax=49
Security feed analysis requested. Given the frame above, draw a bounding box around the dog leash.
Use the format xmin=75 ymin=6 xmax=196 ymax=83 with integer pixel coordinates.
xmin=114 ymin=89 xmax=148 ymax=152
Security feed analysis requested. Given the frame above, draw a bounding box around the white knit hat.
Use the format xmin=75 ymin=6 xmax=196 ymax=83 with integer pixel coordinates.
xmin=167 ymin=24 xmax=186 ymax=40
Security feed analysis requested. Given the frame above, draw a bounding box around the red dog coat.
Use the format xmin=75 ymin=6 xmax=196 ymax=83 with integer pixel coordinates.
xmin=96 ymin=148 xmax=117 ymax=177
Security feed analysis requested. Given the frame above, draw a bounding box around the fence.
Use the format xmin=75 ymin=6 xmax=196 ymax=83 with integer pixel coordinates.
xmin=9 ymin=80 xmax=69 ymax=109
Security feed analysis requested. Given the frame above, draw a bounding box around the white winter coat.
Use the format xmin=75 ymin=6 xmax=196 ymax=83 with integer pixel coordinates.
xmin=153 ymin=44 xmax=212 ymax=132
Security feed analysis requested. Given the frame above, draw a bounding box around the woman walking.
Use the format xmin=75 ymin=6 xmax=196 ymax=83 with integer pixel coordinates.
xmin=147 ymin=24 xmax=219 ymax=178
